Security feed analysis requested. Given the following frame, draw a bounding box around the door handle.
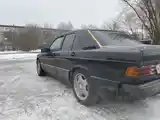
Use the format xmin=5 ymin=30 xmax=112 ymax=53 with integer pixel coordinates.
xmin=52 ymin=53 xmax=56 ymax=56
xmin=71 ymin=52 xmax=75 ymax=56
xmin=52 ymin=52 xmax=60 ymax=56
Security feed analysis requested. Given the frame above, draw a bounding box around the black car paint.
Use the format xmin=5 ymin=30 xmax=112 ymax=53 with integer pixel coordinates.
xmin=37 ymin=29 xmax=160 ymax=99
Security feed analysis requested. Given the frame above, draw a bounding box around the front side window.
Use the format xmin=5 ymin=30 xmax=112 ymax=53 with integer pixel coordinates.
xmin=90 ymin=30 xmax=142 ymax=46
xmin=62 ymin=34 xmax=76 ymax=51
xmin=50 ymin=36 xmax=64 ymax=50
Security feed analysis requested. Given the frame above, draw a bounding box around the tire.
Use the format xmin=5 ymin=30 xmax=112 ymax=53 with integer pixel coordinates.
xmin=36 ymin=59 xmax=45 ymax=76
xmin=72 ymin=69 xmax=99 ymax=106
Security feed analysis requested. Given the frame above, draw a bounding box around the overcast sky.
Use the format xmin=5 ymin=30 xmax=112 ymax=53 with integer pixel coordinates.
xmin=0 ymin=0 xmax=121 ymax=28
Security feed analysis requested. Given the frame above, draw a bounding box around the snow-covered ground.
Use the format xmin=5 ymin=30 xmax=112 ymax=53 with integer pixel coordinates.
xmin=0 ymin=50 xmax=23 ymax=54
xmin=0 ymin=53 xmax=37 ymax=61
xmin=0 ymin=53 xmax=160 ymax=120
xmin=0 ymin=49 xmax=40 ymax=55
xmin=29 ymin=49 xmax=41 ymax=53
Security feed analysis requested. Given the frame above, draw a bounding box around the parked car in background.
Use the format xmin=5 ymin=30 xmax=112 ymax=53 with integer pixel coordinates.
xmin=140 ymin=39 xmax=152 ymax=44
xmin=36 ymin=29 xmax=160 ymax=106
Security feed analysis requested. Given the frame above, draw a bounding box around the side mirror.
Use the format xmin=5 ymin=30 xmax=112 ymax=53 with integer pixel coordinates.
xmin=41 ymin=48 xmax=50 ymax=53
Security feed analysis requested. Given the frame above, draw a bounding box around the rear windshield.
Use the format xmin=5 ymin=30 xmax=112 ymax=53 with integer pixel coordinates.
xmin=90 ymin=30 xmax=142 ymax=46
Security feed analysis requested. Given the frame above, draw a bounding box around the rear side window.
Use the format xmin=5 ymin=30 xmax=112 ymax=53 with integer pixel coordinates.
xmin=62 ymin=34 xmax=76 ymax=51
xmin=72 ymin=31 xmax=98 ymax=50
xmin=91 ymin=30 xmax=142 ymax=46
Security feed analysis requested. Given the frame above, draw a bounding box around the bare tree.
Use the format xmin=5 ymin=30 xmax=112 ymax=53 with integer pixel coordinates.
xmin=43 ymin=23 xmax=54 ymax=28
xmin=122 ymin=0 xmax=160 ymax=44
xmin=57 ymin=21 xmax=74 ymax=30
xmin=121 ymin=12 xmax=137 ymax=32
xmin=101 ymin=21 xmax=120 ymax=30
xmin=117 ymin=8 xmax=143 ymax=40
xmin=81 ymin=24 xmax=98 ymax=29
xmin=15 ymin=25 xmax=43 ymax=51
xmin=100 ymin=11 xmax=125 ymax=31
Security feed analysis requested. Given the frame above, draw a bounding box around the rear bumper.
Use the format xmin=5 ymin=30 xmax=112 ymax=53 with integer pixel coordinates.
xmin=91 ymin=76 xmax=160 ymax=99
xmin=122 ymin=80 xmax=160 ymax=98
xmin=91 ymin=76 xmax=119 ymax=99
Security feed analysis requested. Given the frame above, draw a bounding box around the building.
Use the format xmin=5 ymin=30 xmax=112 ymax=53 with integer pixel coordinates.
xmin=0 ymin=24 xmax=69 ymax=51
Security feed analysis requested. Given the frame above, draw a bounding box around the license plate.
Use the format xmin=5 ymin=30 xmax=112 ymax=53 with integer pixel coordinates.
xmin=156 ymin=64 xmax=160 ymax=74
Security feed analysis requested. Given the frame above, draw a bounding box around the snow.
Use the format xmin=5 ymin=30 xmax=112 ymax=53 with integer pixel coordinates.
xmin=29 ymin=49 xmax=41 ymax=53
xmin=0 ymin=53 xmax=37 ymax=61
xmin=0 ymin=50 xmax=23 ymax=54
xmin=0 ymin=53 xmax=160 ymax=120
xmin=0 ymin=49 xmax=41 ymax=55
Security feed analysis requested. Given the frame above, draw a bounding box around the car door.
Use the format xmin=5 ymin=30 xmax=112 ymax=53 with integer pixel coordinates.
xmin=55 ymin=33 xmax=76 ymax=83
xmin=44 ymin=36 xmax=65 ymax=76
xmin=70 ymin=30 xmax=99 ymax=72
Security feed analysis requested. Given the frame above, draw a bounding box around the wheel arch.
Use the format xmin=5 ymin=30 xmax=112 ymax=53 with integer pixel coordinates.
xmin=36 ymin=54 xmax=41 ymax=63
xmin=36 ymin=57 xmax=42 ymax=64
xmin=36 ymin=58 xmax=39 ymax=62
xmin=69 ymin=65 xmax=89 ymax=85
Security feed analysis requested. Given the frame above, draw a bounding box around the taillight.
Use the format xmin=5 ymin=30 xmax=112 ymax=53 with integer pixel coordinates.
xmin=125 ymin=67 xmax=140 ymax=77
xmin=125 ymin=65 xmax=156 ymax=78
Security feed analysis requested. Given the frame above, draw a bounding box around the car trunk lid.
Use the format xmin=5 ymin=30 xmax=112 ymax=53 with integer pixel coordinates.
xmin=140 ymin=45 xmax=160 ymax=64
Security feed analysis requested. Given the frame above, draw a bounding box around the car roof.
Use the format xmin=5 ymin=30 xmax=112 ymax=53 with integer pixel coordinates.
xmin=56 ymin=29 xmax=129 ymax=37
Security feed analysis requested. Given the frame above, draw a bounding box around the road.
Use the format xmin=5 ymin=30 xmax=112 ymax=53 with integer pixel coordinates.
xmin=0 ymin=54 xmax=160 ymax=120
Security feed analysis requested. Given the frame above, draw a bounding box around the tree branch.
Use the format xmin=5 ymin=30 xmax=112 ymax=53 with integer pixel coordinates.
xmin=122 ymin=0 xmax=152 ymax=38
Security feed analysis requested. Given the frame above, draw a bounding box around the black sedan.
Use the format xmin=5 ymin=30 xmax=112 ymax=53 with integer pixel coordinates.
xmin=36 ymin=29 xmax=160 ymax=106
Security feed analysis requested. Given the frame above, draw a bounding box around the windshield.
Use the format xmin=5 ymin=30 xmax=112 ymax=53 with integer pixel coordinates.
xmin=91 ymin=30 xmax=142 ymax=46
